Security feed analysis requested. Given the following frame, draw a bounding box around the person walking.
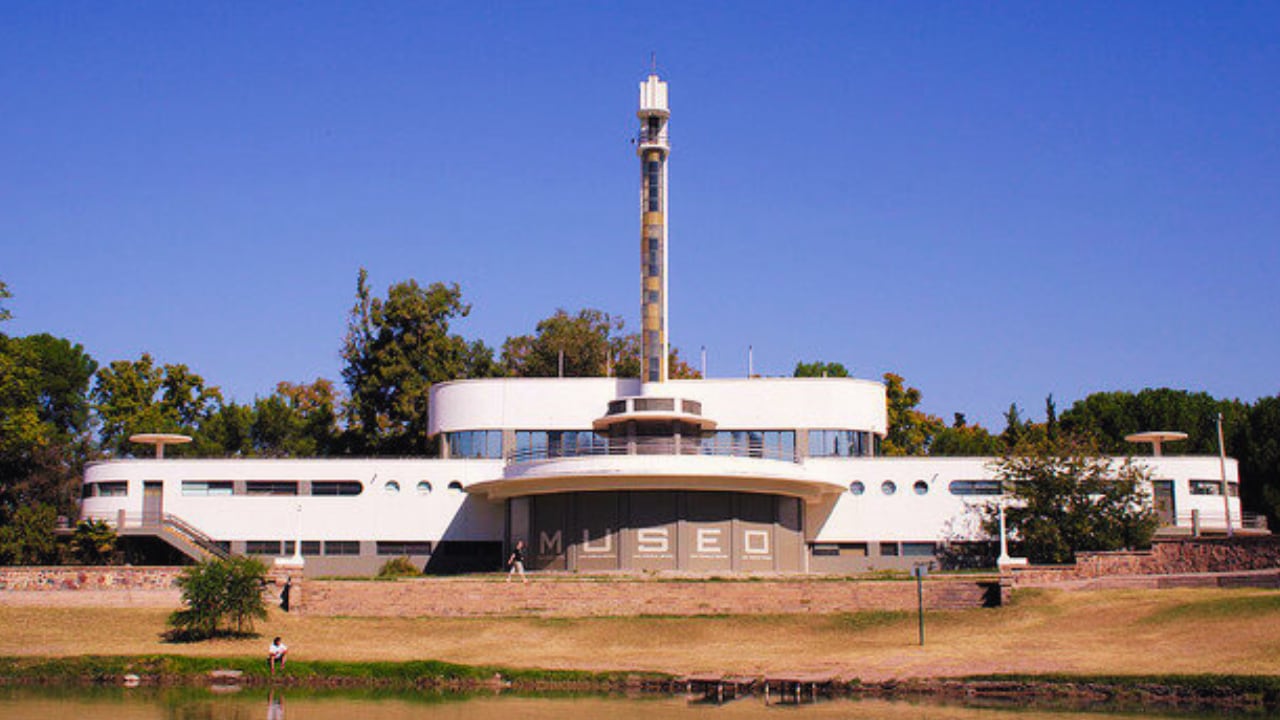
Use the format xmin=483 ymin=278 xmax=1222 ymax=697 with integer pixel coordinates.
xmin=506 ymin=539 xmax=527 ymax=584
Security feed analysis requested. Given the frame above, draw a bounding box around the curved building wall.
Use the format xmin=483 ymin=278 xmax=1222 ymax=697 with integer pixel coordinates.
xmin=430 ymin=377 xmax=888 ymax=437
xmin=514 ymin=490 xmax=804 ymax=573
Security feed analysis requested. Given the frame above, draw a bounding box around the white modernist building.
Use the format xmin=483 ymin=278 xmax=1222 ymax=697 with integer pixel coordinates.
xmin=81 ymin=73 xmax=1246 ymax=575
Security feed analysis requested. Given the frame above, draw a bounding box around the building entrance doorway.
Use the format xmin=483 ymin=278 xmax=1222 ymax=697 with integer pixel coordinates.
xmin=143 ymin=482 xmax=163 ymax=525
xmin=1153 ymin=480 xmax=1176 ymax=526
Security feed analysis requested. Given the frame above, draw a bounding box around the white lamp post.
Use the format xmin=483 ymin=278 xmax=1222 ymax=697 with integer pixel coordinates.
xmin=276 ymin=502 xmax=305 ymax=568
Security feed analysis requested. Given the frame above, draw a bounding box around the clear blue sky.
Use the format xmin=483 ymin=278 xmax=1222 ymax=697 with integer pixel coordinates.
xmin=3 ymin=2 xmax=1277 ymax=429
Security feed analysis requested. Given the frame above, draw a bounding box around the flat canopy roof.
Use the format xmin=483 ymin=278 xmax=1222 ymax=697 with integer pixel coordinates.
xmin=1124 ymin=431 xmax=1189 ymax=444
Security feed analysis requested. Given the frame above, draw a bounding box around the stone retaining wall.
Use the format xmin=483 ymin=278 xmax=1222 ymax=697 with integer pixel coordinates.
xmin=300 ymin=577 xmax=999 ymax=617
xmin=0 ymin=566 xmax=184 ymax=591
xmin=1010 ymin=537 xmax=1280 ymax=586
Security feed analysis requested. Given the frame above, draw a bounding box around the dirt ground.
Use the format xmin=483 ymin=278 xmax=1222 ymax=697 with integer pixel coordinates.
xmin=2 ymin=586 xmax=1278 ymax=680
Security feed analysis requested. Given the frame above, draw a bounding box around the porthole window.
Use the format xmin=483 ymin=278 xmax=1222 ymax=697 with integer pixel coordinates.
xmin=913 ymin=480 xmax=929 ymax=495
xmin=881 ymin=480 xmax=897 ymax=496
xmin=849 ymin=481 xmax=865 ymax=496
xmin=447 ymin=480 xmax=464 ymax=491
xmin=416 ymin=481 xmax=432 ymax=494
xmin=385 ymin=480 xmax=401 ymax=494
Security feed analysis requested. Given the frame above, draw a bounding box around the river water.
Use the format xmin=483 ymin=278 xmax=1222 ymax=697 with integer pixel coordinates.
xmin=0 ymin=688 xmax=1241 ymax=720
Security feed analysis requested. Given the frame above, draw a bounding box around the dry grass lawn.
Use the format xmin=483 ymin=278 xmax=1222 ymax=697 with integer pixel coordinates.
xmin=2 ymin=587 xmax=1279 ymax=680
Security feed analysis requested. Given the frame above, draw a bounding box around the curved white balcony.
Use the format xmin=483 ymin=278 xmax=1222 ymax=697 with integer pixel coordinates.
xmin=465 ymin=439 xmax=843 ymax=501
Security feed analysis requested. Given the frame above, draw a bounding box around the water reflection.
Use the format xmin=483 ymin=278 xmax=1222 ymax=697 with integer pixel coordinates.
xmin=0 ymin=687 xmax=1244 ymax=720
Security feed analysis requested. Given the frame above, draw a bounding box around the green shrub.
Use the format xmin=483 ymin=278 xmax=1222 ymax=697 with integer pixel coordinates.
xmin=0 ymin=504 xmax=60 ymax=565
xmin=167 ymin=556 xmax=269 ymax=641
xmin=70 ymin=519 xmax=118 ymax=565
xmin=377 ymin=556 xmax=421 ymax=579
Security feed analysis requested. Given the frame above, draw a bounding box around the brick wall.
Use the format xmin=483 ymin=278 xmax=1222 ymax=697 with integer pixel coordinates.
xmin=300 ymin=577 xmax=998 ymax=617
xmin=1010 ymin=537 xmax=1280 ymax=586
xmin=0 ymin=566 xmax=184 ymax=591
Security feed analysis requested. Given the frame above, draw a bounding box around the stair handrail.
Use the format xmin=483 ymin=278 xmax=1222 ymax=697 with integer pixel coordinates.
xmin=161 ymin=513 xmax=231 ymax=560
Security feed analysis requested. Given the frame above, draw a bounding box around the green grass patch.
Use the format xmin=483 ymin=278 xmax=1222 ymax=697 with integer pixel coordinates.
xmin=1140 ymin=593 xmax=1280 ymax=625
xmin=0 ymin=655 xmax=672 ymax=687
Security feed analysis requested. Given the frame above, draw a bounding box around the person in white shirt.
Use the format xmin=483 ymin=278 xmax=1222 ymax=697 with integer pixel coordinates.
xmin=268 ymin=637 xmax=288 ymax=674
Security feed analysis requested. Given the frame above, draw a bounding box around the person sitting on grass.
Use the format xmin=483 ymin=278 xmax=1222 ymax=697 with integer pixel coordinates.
xmin=268 ymin=636 xmax=288 ymax=674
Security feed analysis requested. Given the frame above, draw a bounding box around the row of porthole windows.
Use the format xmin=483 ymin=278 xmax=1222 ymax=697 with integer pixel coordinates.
xmin=849 ymin=479 xmax=1005 ymax=496
xmin=383 ymin=480 xmax=465 ymax=494
xmin=849 ymin=480 xmax=930 ymax=496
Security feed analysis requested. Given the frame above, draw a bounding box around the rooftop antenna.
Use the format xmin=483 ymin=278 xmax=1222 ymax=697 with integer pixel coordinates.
xmin=701 ymin=345 xmax=707 ymax=378
xmin=650 ymin=51 xmax=657 ymax=74
xmin=748 ymin=345 xmax=754 ymax=378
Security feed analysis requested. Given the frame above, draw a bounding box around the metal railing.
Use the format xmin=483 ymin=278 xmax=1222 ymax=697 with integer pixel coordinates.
xmin=506 ymin=437 xmax=799 ymax=465
xmin=1165 ymin=509 xmax=1269 ymax=533
xmin=98 ymin=511 xmax=231 ymax=560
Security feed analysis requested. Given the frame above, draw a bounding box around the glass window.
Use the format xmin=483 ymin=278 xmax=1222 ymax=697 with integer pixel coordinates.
xmin=283 ymin=541 xmax=321 ymax=556
xmin=1190 ymin=480 xmax=1222 ymax=496
xmin=416 ymin=481 xmax=432 ymax=494
xmin=246 ymin=541 xmax=282 ymax=555
xmin=879 ymin=542 xmax=900 ymax=556
xmin=447 ymin=430 xmax=503 ymax=459
xmin=96 ymin=481 xmax=129 ymax=497
xmin=377 ymin=541 xmax=432 ymax=556
xmin=881 ymin=481 xmax=897 ymax=496
xmin=311 ymin=481 xmax=362 ymax=496
xmin=849 ymin=481 xmax=865 ymax=495
xmin=448 ymin=481 xmax=464 ymax=491
xmin=181 ymin=481 xmax=232 ymax=496
xmin=385 ymin=481 xmax=400 ymax=494
xmin=245 ymin=481 xmax=298 ymax=496
xmin=324 ymin=541 xmax=360 ymax=556
xmin=1228 ymin=482 xmax=1240 ymax=497
xmin=514 ymin=431 xmax=605 ymax=460
xmin=809 ymin=430 xmax=871 ymax=458
xmin=949 ymin=480 xmax=1003 ymax=496
xmin=913 ymin=480 xmax=929 ymax=495
xmin=902 ymin=542 xmax=936 ymax=557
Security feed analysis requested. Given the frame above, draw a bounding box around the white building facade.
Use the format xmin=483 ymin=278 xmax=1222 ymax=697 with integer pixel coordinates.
xmin=80 ymin=72 xmax=1247 ymax=575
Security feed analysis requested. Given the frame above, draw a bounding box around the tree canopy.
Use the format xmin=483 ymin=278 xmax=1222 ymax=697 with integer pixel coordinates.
xmin=881 ymin=372 xmax=945 ymax=456
xmin=793 ymin=361 xmax=850 ymax=378
xmin=91 ymin=353 xmax=222 ymax=458
xmin=341 ymin=269 xmax=496 ymax=455
xmin=992 ymin=436 xmax=1159 ymax=564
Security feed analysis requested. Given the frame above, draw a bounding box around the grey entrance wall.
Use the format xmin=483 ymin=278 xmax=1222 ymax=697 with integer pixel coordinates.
xmin=512 ymin=491 xmax=804 ymax=573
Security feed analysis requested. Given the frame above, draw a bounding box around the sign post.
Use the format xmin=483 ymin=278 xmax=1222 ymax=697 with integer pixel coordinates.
xmin=911 ymin=564 xmax=928 ymax=646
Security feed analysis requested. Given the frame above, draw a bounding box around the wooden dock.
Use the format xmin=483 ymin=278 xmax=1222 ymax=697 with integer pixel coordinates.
xmin=679 ymin=673 xmax=759 ymax=703
xmin=762 ymin=672 xmax=837 ymax=704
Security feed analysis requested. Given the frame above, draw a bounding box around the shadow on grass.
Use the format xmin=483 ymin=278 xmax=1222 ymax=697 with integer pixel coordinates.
xmin=160 ymin=628 xmax=261 ymax=644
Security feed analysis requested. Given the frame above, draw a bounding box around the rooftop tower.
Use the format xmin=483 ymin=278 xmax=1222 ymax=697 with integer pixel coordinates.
xmin=637 ymin=72 xmax=670 ymax=383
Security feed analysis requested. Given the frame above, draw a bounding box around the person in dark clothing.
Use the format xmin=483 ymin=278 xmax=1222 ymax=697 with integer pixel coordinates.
xmin=506 ymin=539 xmax=527 ymax=583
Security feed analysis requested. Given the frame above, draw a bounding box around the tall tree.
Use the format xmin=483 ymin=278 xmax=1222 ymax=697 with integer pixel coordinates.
xmin=341 ymin=270 xmax=481 ymax=455
xmin=91 ymin=353 xmax=222 ymax=457
xmin=0 ymin=332 xmax=97 ymax=520
xmin=881 ymin=372 xmax=944 ymax=456
xmin=502 ymin=309 xmax=621 ymax=377
xmin=251 ymin=379 xmax=341 ymax=457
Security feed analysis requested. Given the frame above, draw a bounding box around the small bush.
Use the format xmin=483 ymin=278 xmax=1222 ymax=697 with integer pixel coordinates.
xmin=70 ymin=519 xmax=119 ymax=565
xmin=377 ymin=556 xmax=421 ymax=579
xmin=167 ymin=556 xmax=269 ymax=641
